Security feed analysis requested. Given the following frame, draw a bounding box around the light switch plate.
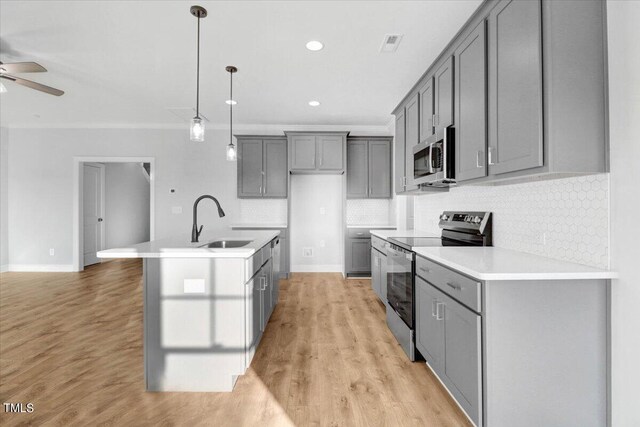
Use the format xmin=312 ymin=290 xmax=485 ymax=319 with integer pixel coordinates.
xmin=183 ymin=279 xmax=205 ymax=294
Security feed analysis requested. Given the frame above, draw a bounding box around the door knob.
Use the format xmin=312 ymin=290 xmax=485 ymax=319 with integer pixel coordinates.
xmin=98 ymin=218 xmax=103 ymax=222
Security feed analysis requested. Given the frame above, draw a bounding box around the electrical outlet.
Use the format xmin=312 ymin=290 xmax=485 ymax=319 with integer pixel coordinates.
xmin=49 ymin=248 xmax=55 ymax=256
xmin=319 ymin=240 xmax=326 ymax=248
xmin=319 ymin=207 xmax=326 ymax=215
xmin=303 ymin=247 xmax=313 ymax=257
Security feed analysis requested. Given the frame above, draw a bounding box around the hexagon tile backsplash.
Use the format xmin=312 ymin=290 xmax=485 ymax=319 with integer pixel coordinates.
xmin=414 ymin=174 xmax=609 ymax=269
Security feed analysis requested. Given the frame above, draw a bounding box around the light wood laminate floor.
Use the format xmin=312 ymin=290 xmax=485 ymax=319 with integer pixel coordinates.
xmin=0 ymin=259 xmax=471 ymax=426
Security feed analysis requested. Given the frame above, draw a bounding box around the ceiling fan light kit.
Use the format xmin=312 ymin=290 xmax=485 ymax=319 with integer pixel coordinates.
xmin=190 ymin=5 xmax=207 ymax=142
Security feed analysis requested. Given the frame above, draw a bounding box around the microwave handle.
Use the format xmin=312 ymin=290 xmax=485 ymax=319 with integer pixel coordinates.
xmin=428 ymin=143 xmax=435 ymax=173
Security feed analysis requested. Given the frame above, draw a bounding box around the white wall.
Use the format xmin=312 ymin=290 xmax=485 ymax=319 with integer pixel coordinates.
xmin=290 ymin=174 xmax=342 ymax=272
xmin=104 ymin=162 xmax=150 ymax=249
xmin=5 ymin=128 xmax=253 ymax=269
xmin=0 ymin=127 xmax=8 ymax=271
xmin=607 ymin=1 xmax=640 ymax=425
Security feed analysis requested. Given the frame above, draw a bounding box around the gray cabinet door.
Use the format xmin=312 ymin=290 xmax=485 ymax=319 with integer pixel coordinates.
xmin=371 ymin=250 xmax=379 ymax=296
xmin=347 ymin=239 xmax=371 ymax=273
xmin=347 ymin=140 xmax=368 ymax=198
xmin=261 ymin=259 xmax=273 ymax=330
xmin=419 ymin=77 xmax=434 ymax=141
xmin=238 ymin=139 xmax=264 ymax=197
xmin=290 ymin=135 xmax=317 ymax=170
xmin=317 ymin=135 xmax=344 ymax=171
xmin=488 ymin=0 xmax=543 ymax=175
xmin=368 ymin=139 xmax=392 ymax=198
xmin=252 ymin=271 xmax=262 ymax=349
xmin=434 ymin=56 xmax=454 ymax=129
xmin=380 ymin=253 xmax=387 ymax=303
xmin=443 ymin=293 xmax=482 ymax=426
xmin=404 ymin=93 xmax=420 ymax=191
xmin=455 ymin=21 xmax=488 ymax=182
xmin=263 ymin=139 xmax=287 ymax=198
xmin=415 ymin=277 xmax=445 ymax=371
xmin=394 ymin=110 xmax=406 ymax=194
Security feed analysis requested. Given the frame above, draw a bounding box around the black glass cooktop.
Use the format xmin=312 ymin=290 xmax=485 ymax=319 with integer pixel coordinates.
xmin=388 ymin=237 xmax=443 ymax=250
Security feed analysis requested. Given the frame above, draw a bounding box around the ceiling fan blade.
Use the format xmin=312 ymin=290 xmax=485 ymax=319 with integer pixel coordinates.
xmin=1 ymin=74 xmax=64 ymax=96
xmin=0 ymin=61 xmax=47 ymax=73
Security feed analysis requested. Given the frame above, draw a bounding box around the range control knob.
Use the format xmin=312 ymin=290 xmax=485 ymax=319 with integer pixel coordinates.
xmin=440 ymin=214 xmax=449 ymax=221
xmin=465 ymin=215 xmax=472 ymax=223
xmin=473 ymin=216 xmax=482 ymax=224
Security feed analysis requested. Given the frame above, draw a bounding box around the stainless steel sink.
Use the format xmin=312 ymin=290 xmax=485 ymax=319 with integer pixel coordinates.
xmin=201 ymin=240 xmax=252 ymax=248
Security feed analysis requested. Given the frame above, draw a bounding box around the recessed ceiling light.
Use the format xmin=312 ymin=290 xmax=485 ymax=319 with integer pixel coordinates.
xmin=305 ymin=41 xmax=324 ymax=51
xmin=308 ymin=101 xmax=320 ymax=107
xmin=225 ymin=99 xmax=237 ymax=105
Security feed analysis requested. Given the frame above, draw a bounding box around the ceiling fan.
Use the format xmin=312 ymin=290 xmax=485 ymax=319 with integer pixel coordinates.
xmin=0 ymin=61 xmax=64 ymax=96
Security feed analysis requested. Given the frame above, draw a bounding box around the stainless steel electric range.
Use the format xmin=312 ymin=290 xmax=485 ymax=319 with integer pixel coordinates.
xmin=385 ymin=211 xmax=493 ymax=361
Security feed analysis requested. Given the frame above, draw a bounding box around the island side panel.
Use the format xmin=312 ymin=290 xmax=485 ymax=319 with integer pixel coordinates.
xmin=144 ymin=257 xmax=248 ymax=392
xmin=483 ymin=279 xmax=608 ymax=427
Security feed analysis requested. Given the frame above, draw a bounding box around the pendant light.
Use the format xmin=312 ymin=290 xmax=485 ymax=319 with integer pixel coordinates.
xmin=190 ymin=5 xmax=207 ymax=142
xmin=226 ymin=66 xmax=238 ymax=161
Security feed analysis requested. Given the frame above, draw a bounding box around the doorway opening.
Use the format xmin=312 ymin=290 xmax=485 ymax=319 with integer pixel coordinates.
xmin=73 ymin=157 xmax=155 ymax=271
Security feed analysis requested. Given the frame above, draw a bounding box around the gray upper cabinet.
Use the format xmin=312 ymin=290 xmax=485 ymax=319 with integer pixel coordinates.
xmin=394 ymin=110 xmax=406 ymax=194
xmin=347 ymin=137 xmax=392 ymax=199
xmin=368 ymin=140 xmax=392 ymax=198
xmin=347 ymin=140 xmax=368 ymax=198
xmin=237 ymin=137 xmax=287 ymax=198
xmin=455 ymin=20 xmax=488 ymax=182
xmin=404 ymin=94 xmax=420 ymax=191
xmin=263 ymin=139 xmax=288 ymax=197
xmin=488 ymin=0 xmax=543 ymax=175
xmin=238 ymin=139 xmax=264 ymax=198
xmin=419 ymin=78 xmax=434 ymax=141
xmin=317 ymin=135 xmax=344 ymax=171
xmin=287 ymin=132 xmax=347 ymax=174
xmin=434 ymin=56 xmax=454 ymax=130
xmin=290 ymin=135 xmax=316 ymax=170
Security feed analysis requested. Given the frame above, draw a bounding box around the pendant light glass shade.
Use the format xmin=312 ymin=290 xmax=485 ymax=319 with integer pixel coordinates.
xmin=226 ymin=143 xmax=237 ymax=161
xmin=190 ymin=117 xmax=204 ymax=142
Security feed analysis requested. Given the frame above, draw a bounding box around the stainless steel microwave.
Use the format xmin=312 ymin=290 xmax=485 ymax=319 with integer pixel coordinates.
xmin=412 ymin=126 xmax=456 ymax=187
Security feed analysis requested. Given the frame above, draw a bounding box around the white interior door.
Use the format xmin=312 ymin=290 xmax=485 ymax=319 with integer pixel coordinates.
xmin=83 ymin=163 xmax=105 ymax=267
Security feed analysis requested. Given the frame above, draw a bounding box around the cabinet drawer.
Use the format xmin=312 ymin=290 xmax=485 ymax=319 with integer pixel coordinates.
xmin=347 ymin=228 xmax=371 ymax=239
xmin=371 ymin=236 xmax=387 ymax=253
xmin=416 ymin=256 xmax=482 ymax=312
xmin=260 ymin=245 xmax=272 ymax=264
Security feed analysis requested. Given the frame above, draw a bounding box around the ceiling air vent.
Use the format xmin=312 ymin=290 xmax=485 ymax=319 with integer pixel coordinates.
xmin=379 ymin=34 xmax=403 ymax=53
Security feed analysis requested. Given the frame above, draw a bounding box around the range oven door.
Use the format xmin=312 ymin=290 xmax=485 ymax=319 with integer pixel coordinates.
xmin=386 ymin=244 xmax=414 ymax=328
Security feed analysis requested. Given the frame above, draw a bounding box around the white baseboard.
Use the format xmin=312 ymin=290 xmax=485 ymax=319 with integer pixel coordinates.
xmin=291 ymin=264 xmax=343 ymax=273
xmin=0 ymin=264 xmax=8 ymax=273
xmin=7 ymin=264 xmax=76 ymax=272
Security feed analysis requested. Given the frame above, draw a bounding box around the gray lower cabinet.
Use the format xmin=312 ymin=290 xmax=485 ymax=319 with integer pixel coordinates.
xmin=346 ymin=228 xmax=371 ymax=276
xmin=237 ymin=137 xmax=287 ymax=198
xmin=455 ymin=20 xmax=488 ymax=182
xmin=231 ymin=227 xmax=289 ymax=279
xmin=347 ymin=137 xmax=392 ymax=199
xmin=416 ymin=276 xmax=481 ymax=426
xmin=287 ymin=132 xmax=347 ymax=174
xmin=370 ymin=247 xmax=387 ymax=303
xmin=488 ymin=0 xmax=543 ymax=175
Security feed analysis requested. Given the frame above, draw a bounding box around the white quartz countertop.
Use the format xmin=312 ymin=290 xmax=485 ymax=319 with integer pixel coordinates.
xmin=97 ymin=230 xmax=280 ymax=259
xmin=370 ymin=229 xmax=440 ymax=239
xmin=230 ymin=224 xmax=287 ymax=229
xmin=347 ymin=225 xmax=396 ymax=229
xmin=413 ymin=247 xmax=618 ymax=281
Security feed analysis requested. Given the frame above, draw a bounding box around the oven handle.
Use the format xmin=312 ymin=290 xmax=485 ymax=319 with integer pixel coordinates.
xmin=386 ymin=245 xmax=412 ymax=260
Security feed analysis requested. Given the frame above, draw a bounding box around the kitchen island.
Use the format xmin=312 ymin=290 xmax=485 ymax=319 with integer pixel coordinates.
xmin=98 ymin=229 xmax=281 ymax=392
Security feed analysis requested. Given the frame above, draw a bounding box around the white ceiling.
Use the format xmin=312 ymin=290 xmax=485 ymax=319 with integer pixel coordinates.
xmin=0 ymin=0 xmax=482 ymax=128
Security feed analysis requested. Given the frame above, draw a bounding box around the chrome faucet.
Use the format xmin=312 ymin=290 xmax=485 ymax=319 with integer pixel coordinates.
xmin=191 ymin=195 xmax=226 ymax=243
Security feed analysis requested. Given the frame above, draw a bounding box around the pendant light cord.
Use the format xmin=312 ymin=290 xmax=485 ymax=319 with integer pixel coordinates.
xmin=196 ymin=14 xmax=200 ymax=118
xmin=229 ymin=71 xmax=233 ymax=144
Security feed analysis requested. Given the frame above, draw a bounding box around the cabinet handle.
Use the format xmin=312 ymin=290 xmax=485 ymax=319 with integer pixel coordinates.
xmin=431 ymin=299 xmax=438 ymax=317
xmin=369 ymin=187 xmax=373 ymax=195
xmin=476 ymin=150 xmax=484 ymax=168
xmin=436 ymin=302 xmax=445 ymax=320
xmin=419 ymin=267 xmax=430 ymax=275
xmin=446 ymin=282 xmax=461 ymax=291
xmin=432 ymin=114 xmax=436 ymax=128
xmin=488 ymin=147 xmax=496 ymax=165
xmin=312 ymin=157 xmax=315 ymax=167
xmin=320 ymin=156 xmax=323 ymax=166
xmin=259 ymin=185 xmax=262 ymax=194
